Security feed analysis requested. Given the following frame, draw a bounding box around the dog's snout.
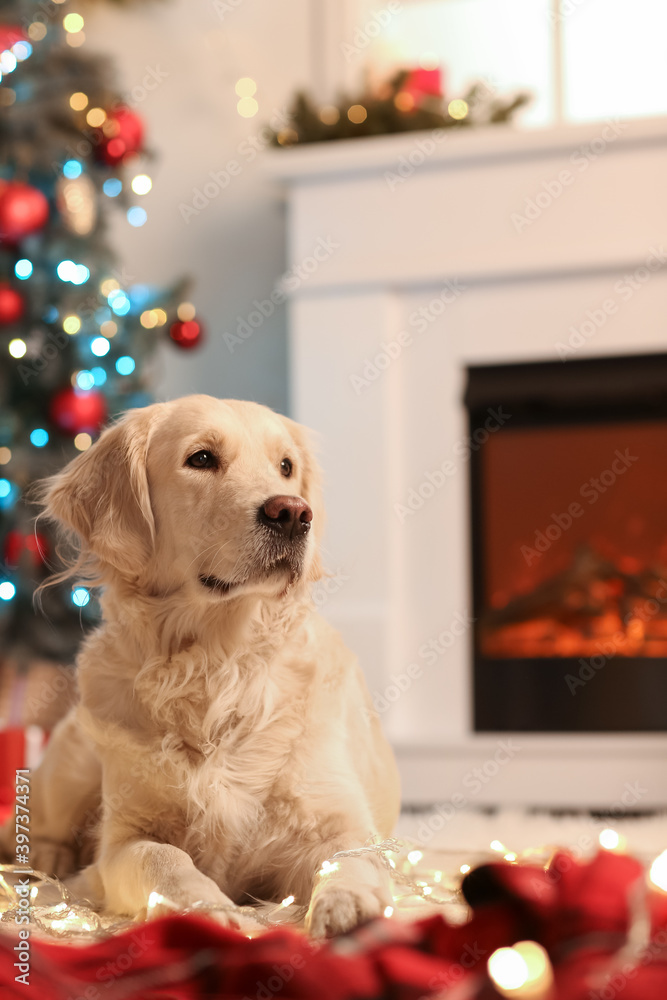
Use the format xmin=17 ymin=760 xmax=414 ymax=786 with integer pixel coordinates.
xmin=259 ymin=495 xmax=313 ymax=538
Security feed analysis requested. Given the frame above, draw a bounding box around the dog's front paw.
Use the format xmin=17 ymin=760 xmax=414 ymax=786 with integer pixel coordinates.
xmin=305 ymin=884 xmax=386 ymax=938
xmin=28 ymin=840 xmax=77 ymax=879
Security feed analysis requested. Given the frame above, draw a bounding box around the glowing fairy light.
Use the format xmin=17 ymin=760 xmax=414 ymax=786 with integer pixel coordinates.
xmin=0 ymin=51 xmax=17 ymax=74
xmin=131 ymin=174 xmax=152 ymax=195
xmin=103 ymin=178 xmax=122 ymax=198
xmin=99 ymin=320 xmax=117 ymax=338
xmin=108 ymin=291 xmax=131 ymax=316
xmin=140 ymin=310 xmax=158 ymax=328
xmin=237 ymin=97 xmax=258 ymax=118
xmin=318 ymin=860 xmax=339 ymax=876
xmin=383 ymin=905 xmax=394 ymax=918
xmin=235 ymin=77 xmax=257 ymax=98
xmin=28 ymin=23 xmax=47 ymax=42
xmin=490 ymin=840 xmax=507 ymax=853
xmin=75 ymin=370 xmax=95 ymax=390
xmin=0 ymin=582 xmax=16 ymax=601
xmin=63 ymin=159 xmax=82 ymax=179
xmin=8 ymin=339 xmax=26 ymax=358
xmin=115 ymin=356 xmax=135 ymax=376
xmin=650 ymin=849 xmax=667 ymax=892
xmin=63 ymin=13 xmax=84 ymax=32
xmin=319 ymin=106 xmax=340 ymax=125
xmin=460 ymin=864 xmax=471 ymax=874
xmin=407 ymin=850 xmax=423 ymax=865
xmin=488 ymin=947 xmax=530 ymax=991
xmin=91 ymin=337 xmax=110 ymax=357
xmin=30 ymin=429 xmax=49 ymax=447
xmin=281 ymin=895 xmax=294 ymax=907
xmin=63 ymin=315 xmax=81 ymax=335
xmin=127 ymin=206 xmax=147 ymax=227
xmin=14 ymin=259 xmax=32 ymax=279
xmin=347 ymin=104 xmax=367 ymax=124
xmin=71 ymin=587 xmax=90 ymax=607
xmin=69 ymin=91 xmax=88 ymax=111
xmin=177 ymin=302 xmax=196 ymax=322
xmin=85 ymin=107 xmax=106 ymax=127
xmin=74 ymin=434 xmax=92 ymax=452
xmin=12 ymin=42 xmax=32 ymax=62
xmin=599 ymin=829 xmax=620 ymax=851
xmin=448 ymin=99 xmax=469 ymax=120
xmin=488 ymin=941 xmax=554 ymax=998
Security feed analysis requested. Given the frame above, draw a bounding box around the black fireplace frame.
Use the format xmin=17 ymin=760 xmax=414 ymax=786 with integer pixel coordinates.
xmin=467 ymin=352 xmax=667 ymax=733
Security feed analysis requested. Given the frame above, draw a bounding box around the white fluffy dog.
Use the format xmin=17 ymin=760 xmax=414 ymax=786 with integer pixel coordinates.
xmin=0 ymin=396 xmax=400 ymax=936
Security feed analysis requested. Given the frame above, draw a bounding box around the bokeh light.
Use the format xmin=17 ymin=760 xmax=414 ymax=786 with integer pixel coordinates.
xmin=30 ymin=429 xmax=49 ymax=448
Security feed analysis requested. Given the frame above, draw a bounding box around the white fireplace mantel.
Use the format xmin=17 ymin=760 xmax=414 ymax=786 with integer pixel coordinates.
xmin=266 ymin=117 xmax=667 ymax=809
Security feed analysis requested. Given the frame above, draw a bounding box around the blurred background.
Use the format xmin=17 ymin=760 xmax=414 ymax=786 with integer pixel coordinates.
xmin=1 ymin=0 xmax=667 ymax=816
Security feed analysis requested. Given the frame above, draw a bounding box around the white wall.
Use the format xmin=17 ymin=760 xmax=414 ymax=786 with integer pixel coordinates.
xmin=83 ymin=0 xmax=314 ymax=414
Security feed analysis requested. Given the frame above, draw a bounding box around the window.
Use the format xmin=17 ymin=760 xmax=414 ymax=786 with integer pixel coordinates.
xmin=358 ymin=0 xmax=667 ymax=128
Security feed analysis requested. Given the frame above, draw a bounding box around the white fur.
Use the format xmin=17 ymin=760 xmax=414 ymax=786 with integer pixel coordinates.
xmin=0 ymin=396 xmax=400 ymax=936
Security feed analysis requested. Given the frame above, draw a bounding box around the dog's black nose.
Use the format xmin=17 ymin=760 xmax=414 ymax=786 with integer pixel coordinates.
xmin=259 ymin=495 xmax=313 ymax=538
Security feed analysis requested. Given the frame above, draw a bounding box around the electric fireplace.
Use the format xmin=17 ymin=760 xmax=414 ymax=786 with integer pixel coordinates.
xmin=468 ymin=353 xmax=667 ymax=733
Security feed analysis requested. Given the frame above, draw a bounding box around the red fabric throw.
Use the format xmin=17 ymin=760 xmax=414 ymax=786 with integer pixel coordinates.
xmin=1 ymin=850 xmax=667 ymax=1000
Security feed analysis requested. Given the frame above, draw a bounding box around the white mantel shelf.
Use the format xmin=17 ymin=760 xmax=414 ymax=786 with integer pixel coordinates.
xmin=274 ymin=115 xmax=667 ymax=809
xmin=266 ymin=116 xmax=667 ymax=182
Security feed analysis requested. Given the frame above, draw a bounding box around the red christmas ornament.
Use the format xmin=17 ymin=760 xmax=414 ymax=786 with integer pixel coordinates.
xmin=0 ymin=25 xmax=27 ymax=52
xmin=96 ymin=107 xmax=144 ymax=166
xmin=0 ymin=182 xmax=49 ymax=243
xmin=0 ymin=283 xmax=24 ymax=324
xmin=398 ymin=67 xmax=444 ymax=110
xmin=169 ymin=319 xmax=204 ymax=350
xmin=49 ymin=387 xmax=108 ymax=436
xmin=4 ymin=530 xmax=48 ymax=568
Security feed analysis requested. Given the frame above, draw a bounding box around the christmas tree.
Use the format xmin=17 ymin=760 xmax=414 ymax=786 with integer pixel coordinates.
xmin=0 ymin=2 xmax=203 ymax=671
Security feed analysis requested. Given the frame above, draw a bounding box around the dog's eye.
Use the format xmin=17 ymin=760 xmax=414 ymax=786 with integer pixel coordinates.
xmin=186 ymin=451 xmax=218 ymax=469
xmin=280 ymin=458 xmax=293 ymax=478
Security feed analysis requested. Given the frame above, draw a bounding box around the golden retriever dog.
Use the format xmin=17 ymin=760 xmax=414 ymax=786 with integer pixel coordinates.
xmin=0 ymin=396 xmax=400 ymax=936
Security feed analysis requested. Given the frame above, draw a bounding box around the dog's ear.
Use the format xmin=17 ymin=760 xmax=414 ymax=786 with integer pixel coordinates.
xmin=43 ymin=406 xmax=156 ymax=580
xmin=280 ymin=415 xmax=325 ymax=582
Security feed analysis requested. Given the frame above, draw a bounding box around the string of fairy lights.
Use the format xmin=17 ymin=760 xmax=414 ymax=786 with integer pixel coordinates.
xmin=3 ymin=831 xmax=667 ymax=996
xmin=0 ymin=828 xmax=667 ymax=1000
